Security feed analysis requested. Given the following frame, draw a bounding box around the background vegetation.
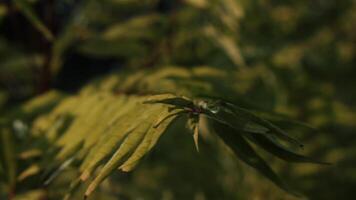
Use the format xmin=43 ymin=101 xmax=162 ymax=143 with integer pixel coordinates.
xmin=0 ymin=0 xmax=355 ymax=199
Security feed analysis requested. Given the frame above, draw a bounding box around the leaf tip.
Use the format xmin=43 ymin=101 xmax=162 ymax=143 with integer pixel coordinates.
xmin=84 ymin=184 xmax=95 ymax=199
xmin=193 ymin=125 xmax=200 ymax=153
xmin=80 ymin=171 xmax=90 ymax=182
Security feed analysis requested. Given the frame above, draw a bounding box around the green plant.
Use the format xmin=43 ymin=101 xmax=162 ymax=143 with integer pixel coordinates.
xmin=2 ymin=0 xmax=355 ymax=199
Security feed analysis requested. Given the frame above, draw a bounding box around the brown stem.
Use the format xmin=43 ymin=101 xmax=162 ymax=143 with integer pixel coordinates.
xmin=37 ymin=0 xmax=55 ymax=94
xmin=7 ymin=186 xmax=15 ymax=200
xmin=37 ymin=54 xmax=52 ymax=94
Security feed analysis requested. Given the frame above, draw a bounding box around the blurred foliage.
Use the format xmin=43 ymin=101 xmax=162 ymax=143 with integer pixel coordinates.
xmin=0 ymin=0 xmax=356 ymax=199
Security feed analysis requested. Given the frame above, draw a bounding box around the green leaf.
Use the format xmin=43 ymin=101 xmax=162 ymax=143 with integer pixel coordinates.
xmin=246 ymin=133 xmax=330 ymax=164
xmin=12 ymin=190 xmax=46 ymax=200
xmin=193 ymin=122 xmax=200 ymax=152
xmin=202 ymin=105 xmax=270 ymax=134
xmin=84 ymin=107 xmax=160 ymax=197
xmin=24 ymin=92 xmax=192 ymax=198
xmin=187 ymin=116 xmax=200 ymax=152
xmin=119 ymin=109 xmax=180 ymax=172
xmin=78 ymin=98 xmax=145 ymax=180
xmin=223 ymin=102 xmax=304 ymax=147
xmin=212 ymin=121 xmax=301 ymax=197
xmin=103 ymin=14 xmax=160 ymax=40
xmin=17 ymin=164 xmax=40 ymax=182
xmin=0 ymin=128 xmax=17 ymax=187
xmin=144 ymin=95 xmax=195 ymax=110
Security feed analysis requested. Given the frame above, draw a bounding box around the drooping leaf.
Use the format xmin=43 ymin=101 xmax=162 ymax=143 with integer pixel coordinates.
xmin=78 ymin=98 xmax=151 ymax=180
xmin=84 ymin=104 xmax=176 ymax=196
xmin=84 ymin=122 xmax=152 ymax=197
xmin=119 ymin=109 xmax=180 ymax=172
xmin=187 ymin=115 xmax=200 ymax=152
xmin=223 ymin=102 xmax=304 ymax=147
xmin=212 ymin=121 xmax=301 ymax=197
xmin=202 ymin=104 xmax=270 ymax=134
xmin=23 ymin=92 xmax=187 ymax=198
xmin=193 ymin=122 xmax=200 ymax=152
xmin=246 ymin=133 xmax=330 ymax=164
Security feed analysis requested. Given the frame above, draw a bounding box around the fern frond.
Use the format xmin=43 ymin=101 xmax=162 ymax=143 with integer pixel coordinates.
xmin=13 ymin=66 xmax=328 ymax=198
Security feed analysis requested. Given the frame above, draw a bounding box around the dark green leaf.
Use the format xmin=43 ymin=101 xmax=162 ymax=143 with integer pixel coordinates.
xmin=246 ymin=133 xmax=330 ymax=164
xmin=212 ymin=121 xmax=301 ymax=197
xmin=144 ymin=96 xmax=195 ymax=109
xmin=224 ymin=102 xmax=303 ymax=147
